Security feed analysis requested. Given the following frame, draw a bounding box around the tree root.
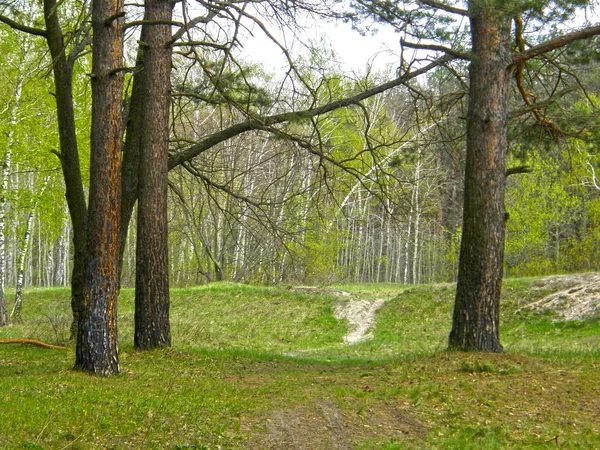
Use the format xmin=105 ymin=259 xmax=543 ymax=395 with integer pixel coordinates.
xmin=0 ymin=339 xmax=69 ymax=351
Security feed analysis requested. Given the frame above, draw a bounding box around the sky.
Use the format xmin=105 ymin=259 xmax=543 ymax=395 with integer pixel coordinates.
xmin=239 ymin=4 xmax=600 ymax=77
xmin=240 ymin=15 xmax=401 ymax=76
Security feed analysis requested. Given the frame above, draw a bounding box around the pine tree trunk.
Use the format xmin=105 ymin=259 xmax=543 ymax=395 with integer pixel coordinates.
xmin=75 ymin=0 xmax=123 ymax=375
xmin=118 ymin=25 xmax=146 ymax=280
xmin=43 ymin=0 xmax=88 ymax=339
xmin=134 ymin=0 xmax=173 ymax=349
xmin=448 ymin=5 xmax=513 ymax=352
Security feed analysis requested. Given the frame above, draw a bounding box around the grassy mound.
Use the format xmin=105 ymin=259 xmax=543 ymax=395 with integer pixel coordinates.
xmin=1 ymin=278 xmax=599 ymax=449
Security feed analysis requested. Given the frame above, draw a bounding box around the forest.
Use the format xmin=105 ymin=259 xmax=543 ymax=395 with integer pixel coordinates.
xmin=0 ymin=0 xmax=599 ymax=375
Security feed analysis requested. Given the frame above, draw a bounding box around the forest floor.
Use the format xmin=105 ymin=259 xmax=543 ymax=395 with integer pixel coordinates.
xmin=0 ymin=277 xmax=599 ymax=449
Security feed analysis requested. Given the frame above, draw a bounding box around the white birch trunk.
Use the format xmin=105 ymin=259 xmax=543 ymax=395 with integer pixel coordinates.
xmin=0 ymin=69 xmax=25 ymax=325
xmin=12 ymin=176 xmax=50 ymax=321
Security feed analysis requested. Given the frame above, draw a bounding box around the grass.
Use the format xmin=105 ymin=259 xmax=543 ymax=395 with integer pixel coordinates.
xmin=0 ymin=278 xmax=599 ymax=449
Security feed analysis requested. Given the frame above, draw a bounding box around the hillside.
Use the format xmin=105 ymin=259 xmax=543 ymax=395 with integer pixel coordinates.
xmin=1 ymin=276 xmax=599 ymax=449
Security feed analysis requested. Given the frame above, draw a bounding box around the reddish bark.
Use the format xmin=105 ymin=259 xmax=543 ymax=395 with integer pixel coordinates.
xmin=74 ymin=0 xmax=124 ymax=376
xmin=448 ymin=5 xmax=514 ymax=352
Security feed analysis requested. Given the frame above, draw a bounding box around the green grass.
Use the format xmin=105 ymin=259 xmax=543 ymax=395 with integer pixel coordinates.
xmin=1 ymin=278 xmax=599 ymax=449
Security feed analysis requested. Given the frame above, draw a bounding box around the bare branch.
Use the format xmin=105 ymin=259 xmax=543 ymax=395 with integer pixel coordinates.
xmin=168 ymin=12 xmax=219 ymax=45
xmin=172 ymin=41 xmax=228 ymax=50
xmin=123 ymin=19 xmax=184 ymax=30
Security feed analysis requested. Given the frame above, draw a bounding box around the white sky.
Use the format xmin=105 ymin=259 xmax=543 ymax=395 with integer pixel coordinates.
xmin=239 ymin=5 xmax=600 ymax=77
xmin=240 ymin=17 xmax=401 ymax=76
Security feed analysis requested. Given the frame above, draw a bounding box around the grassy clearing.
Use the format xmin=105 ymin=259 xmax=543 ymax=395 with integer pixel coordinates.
xmin=1 ymin=278 xmax=599 ymax=449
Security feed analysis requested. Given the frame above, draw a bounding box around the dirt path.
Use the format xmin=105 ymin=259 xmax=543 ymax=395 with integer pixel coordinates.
xmin=293 ymin=287 xmax=389 ymax=344
xmin=332 ymin=291 xmax=387 ymax=344
xmin=294 ymin=286 xmax=391 ymax=345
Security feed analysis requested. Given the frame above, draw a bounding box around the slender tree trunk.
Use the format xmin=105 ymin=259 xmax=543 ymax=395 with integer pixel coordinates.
xmin=11 ymin=212 xmax=34 ymax=322
xmin=448 ymin=5 xmax=513 ymax=352
xmin=11 ymin=177 xmax=50 ymax=322
xmin=75 ymin=0 xmax=124 ymax=375
xmin=404 ymin=192 xmax=414 ymax=284
xmin=0 ymin=72 xmax=24 ymax=326
xmin=134 ymin=0 xmax=173 ymax=349
xmin=43 ymin=0 xmax=88 ymax=339
xmin=412 ymin=153 xmax=422 ymax=284
xmin=118 ymin=26 xmax=147 ymax=279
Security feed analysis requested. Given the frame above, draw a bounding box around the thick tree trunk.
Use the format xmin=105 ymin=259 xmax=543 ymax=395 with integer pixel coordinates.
xmin=134 ymin=0 xmax=173 ymax=349
xmin=75 ymin=0 xmax=123 ymax=375
xmin=43 ymin=0 xmax=88 ymax=339
xmin=448 ymin=6 xmax=513 ymax=352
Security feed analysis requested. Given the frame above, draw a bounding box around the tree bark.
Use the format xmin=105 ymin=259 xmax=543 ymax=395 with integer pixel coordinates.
xmin=118 ymin=27 xmax=147 ymax=279
xmin=134 ymin=0 xmax=173 ymax=349
xmin=43 ymin=0 xmax=88 ymax=339
xmin=75 ymin=0 xmax=123 ymax=375
xmin=448 ymin=5 xmax=513 ymax=352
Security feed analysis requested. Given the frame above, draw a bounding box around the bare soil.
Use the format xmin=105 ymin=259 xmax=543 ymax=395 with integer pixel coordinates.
xmin=247 ymin=399 xmax=427 ymax=449
xmin=294 ymin=287 xmax=389 ymax=344
xmin=518 ymin=273 xmax=600 ymax=321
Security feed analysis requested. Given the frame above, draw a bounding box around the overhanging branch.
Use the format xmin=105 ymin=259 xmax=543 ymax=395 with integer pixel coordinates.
xmin=168 ymin=55 xmax=454 ymax=169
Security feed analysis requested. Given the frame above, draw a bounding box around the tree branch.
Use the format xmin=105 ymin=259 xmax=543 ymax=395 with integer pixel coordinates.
xmin=506 ymin=166 xmax=531 ymax=177
xmin=417 ymin=0 xmax=469 ymax=16
xmin=168 ymin=12 xmax=219 ymax=46
xmin=0 ymin=14 xmax=47 ymax=37
xmin=508 ymin=87 xmax=577 ymax=119
xmin=123 ymin=19 xmax=184 ymax=30
xmin=168 ymin=55 xmax=454 ymax=169
xmin=511 ymin=25 xmax=600 ymax=66
xmin=401 ymin=39 xmax=472 ymax=60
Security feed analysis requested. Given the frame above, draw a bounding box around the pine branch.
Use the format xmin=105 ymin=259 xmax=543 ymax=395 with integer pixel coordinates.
xmin=401 ymin=39 xmax=472 ymax=60
xmin=508 ymin=87 xmax=577 ymax=119
xmin=511 ymin=25 xmax=600 ymax=66
xmin=417 ymin=0 xmax=469 ymax=16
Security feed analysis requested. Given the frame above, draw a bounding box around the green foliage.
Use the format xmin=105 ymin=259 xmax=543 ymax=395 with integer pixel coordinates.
xmin=505 ymin=146 xmax=600 ymax=277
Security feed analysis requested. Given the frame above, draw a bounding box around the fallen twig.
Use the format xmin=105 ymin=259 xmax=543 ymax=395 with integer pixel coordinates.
xmin=0 ymin=339 xmax=69 ymax=351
